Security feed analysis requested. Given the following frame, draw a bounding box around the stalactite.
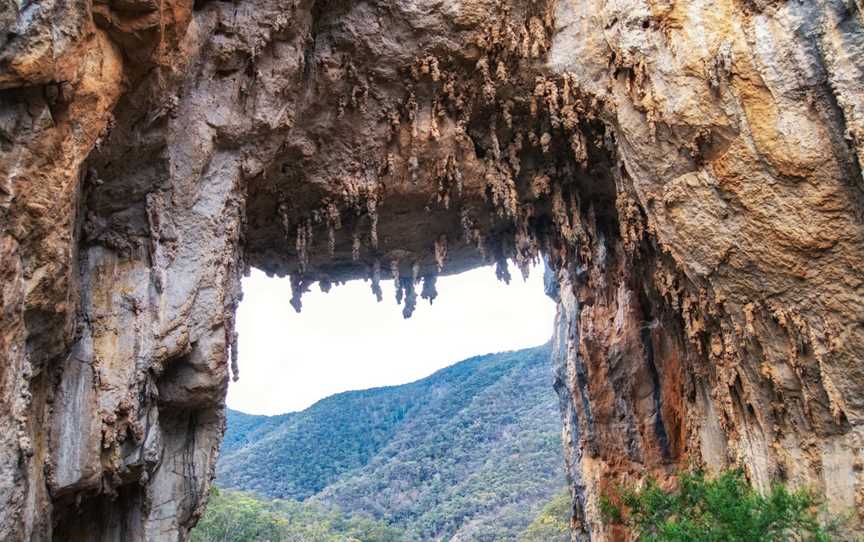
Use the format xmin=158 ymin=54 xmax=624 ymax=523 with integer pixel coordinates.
xmin=571 ymin=129 xmax=588 ymax=167
xmin=476 ymin=57 xmax=496 ymax=104
xmin=341 ymin=176 xmax=365 ymax=212
xmin=452 ymin=155 xmax=463 ymax=199
xmin=390 ymin=258 xmax=401 ymax=284
xmin=430 ymin=98 xmax=440 ymax=141
xmin=489 ymin=120 xmax=502 ymax=160
xmin=437 ymin=155 xmax=463 ymax=209
xmin=228 ymin=325 xmax=239 ymax=382
xmin=570 ymin=191 xmax=588 ymax=244
xmin=562 ymin=72 xmax=572 ymax=105
xmin=460 ymin=208 xmax=474 ymax=245
xmin=519 ymin=25 xmax=531 ymax=58
xmin=437 ymin=167 xmax=451 ymax=210
xmin=409 ymin=155 xmax=419 ymax=184
xmin=328 ymin=225 xmax=336 ymax=256
xmin=421 ymin=274 xmax=438 ymax=304
xmin=325 ymin=201 xmax=341 ymax=256
xmin=278 ymin=200 xmax=291 ymax=237
xmin=388 ymin=109 xmax=401 ymax=141
xmin=502 ymin=100 xmax=514 ymax=128
xmin=434 ymin=234 xmax=448 ymax=272
xmin=542 ymin=78 xmax=561 ymax=127
xmin=371 ymin=259 xmax=383 ymax=301
xmin=495 ymin=257 xmax=511 ymax=284
xmin=296 ymin=223 xmax=308 ymax=273
xmin=407 ymin=91 xmax=418 ymax=140
xmin=485 ymin=162 xmax=511 ymax=218
xmin=528 ymin=16 xmax=548 ymax=58
xmin=552 ymin=184 xmax=576 ymax=244
xmin=475 ymin=114 xmax=520 ymax=219
xmin=384 ymin=152 xmax=396 ymax=177
xmin=411 ymin=261 xmax=420 ymax=284
xmin=453 ymin=156 xmax=463 ymax=199
xmin=401 ymin=277 xmax=416 ymax=318
xmin=367 ymin=194 xmax=379 ymax=250
xmin=391 ymin=258 xmax=402 ymax=303
xmin=508 ymin=132 xmax=523 ymax=177
xmin=514 ymin=218 xmax=537 ymax=281
xmin=531 ymin=173 xmax=551 ymax=199
xmin=495 ymin=60 xmax=508 ymax=81
xmin=289 ymin=273 xmax=309 ymax=313
xmin=418 ymin=54 xmax=441 ymax=82
xmin=539 ymin=132 xmax=551 ymax=154
xmin=503 ymin=19 xmax=518 ymax=53
xmin=352 ymin=231 xmax=361 ymax=261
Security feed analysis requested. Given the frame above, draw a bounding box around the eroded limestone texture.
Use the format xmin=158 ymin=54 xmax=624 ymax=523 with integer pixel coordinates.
xmin=1 ymin=0 xmax=862 ymax=540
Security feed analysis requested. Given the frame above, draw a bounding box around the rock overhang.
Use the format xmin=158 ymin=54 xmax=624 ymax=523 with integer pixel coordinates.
xmin=2 ymin=0 xmax=864 ymax=540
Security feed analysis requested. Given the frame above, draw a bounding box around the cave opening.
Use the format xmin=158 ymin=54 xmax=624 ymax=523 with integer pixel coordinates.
xmin=199 ymin=262 xmax=570 ymax=540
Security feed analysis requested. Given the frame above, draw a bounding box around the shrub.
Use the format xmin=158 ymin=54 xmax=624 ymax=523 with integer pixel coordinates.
xmin=601 ymin=469 xmax=839 ymax=542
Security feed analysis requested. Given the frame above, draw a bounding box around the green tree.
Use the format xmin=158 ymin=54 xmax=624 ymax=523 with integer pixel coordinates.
xmin=191 ymin=489 xmax=286 ymax=542
xmin=191 ymin=489 xmax=405 ymax=542
xmin=602 ymin=469 xmax=839 ymax=542
xmin=519 ymin=487 xmax=571 ymax=542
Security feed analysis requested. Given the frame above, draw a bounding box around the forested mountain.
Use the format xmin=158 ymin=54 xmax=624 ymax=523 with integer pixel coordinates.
xmin=204 ymin=344 xmax=569 ymax=541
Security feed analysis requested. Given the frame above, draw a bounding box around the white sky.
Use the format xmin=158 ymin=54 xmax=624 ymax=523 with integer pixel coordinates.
xmin=227 ymin=263 xmax=557 ymax=415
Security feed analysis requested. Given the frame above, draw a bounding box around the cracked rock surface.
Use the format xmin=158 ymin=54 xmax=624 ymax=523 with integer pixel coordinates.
xmin=1 ymin=0 xmax=863 ymax=540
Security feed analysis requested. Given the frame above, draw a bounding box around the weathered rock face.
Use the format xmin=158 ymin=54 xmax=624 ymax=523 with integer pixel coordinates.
xmin=546 ymin=1 xmax=864 ymax=538
xmin=1 ymin=0 xmax=862 ymax=540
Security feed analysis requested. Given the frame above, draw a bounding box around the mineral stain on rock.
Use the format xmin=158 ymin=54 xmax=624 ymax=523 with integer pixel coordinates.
xmin=1 ymin=0 xmax=863 ymax=540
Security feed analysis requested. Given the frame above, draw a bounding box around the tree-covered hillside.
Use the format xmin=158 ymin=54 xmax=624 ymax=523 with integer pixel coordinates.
xmin=192 ymin=487 xmax=570 ymax=542
xmin=211 ymin=344 xmax=567 ymax=541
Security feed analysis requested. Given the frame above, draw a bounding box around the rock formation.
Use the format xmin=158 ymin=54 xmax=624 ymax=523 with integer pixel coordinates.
xmin=1 ymin=0 xmax=862 ymax=540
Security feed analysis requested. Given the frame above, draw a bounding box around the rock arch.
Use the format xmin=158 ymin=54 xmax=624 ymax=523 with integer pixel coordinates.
xmin=1 ymin=0 xmax=862 ymax=540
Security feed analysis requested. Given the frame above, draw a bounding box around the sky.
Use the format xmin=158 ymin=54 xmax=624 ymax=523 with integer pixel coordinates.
xmin=227 ymin=263 xmax=557 ymax=415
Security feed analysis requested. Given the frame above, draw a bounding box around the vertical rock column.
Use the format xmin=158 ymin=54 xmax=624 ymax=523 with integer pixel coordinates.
xmin=0 ymin=7 xmax=125 ymax=538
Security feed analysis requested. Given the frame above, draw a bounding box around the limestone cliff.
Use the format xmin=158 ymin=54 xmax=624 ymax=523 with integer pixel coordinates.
xmin=0 ymin=0 xmax=862 ymax=540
